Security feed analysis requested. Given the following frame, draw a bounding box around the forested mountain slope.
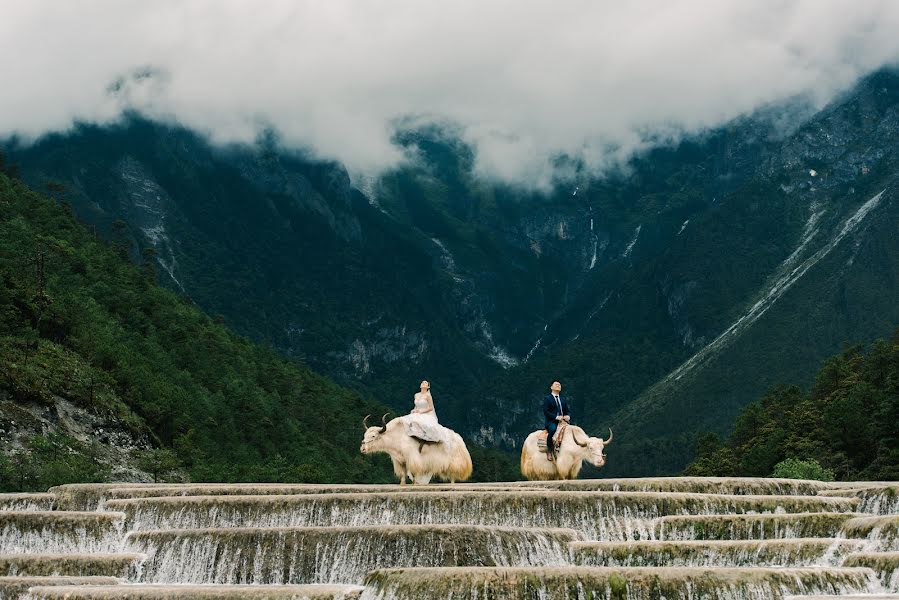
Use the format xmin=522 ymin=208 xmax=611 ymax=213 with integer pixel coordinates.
xmin=0 ymin=173 xmax=395 ymax=490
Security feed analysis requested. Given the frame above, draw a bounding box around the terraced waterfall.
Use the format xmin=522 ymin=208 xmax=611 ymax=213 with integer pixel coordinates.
xmin=1 ymin=478 xmax=898 ymax=599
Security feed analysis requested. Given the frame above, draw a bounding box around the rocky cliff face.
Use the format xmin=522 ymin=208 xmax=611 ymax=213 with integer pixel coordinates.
xmin=0 ymin=390 xmax=154 ymax=483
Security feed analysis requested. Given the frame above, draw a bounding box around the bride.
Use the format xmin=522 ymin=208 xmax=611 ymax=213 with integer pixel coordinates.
xmin=402 ymin=380 xmax=447 ymax=443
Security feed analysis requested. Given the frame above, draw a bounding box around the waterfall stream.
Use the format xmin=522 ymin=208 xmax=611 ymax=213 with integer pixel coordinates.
xmin=3 ymin=478 xmax=898 ymax=599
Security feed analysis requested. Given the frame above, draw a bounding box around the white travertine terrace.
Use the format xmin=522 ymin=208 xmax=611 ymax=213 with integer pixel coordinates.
xmin=2 ymin=477 xmax=897 ymax=598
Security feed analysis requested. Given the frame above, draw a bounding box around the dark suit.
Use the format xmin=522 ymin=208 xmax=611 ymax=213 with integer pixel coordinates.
xmin=543 ymin=393 xmax=570 ymax=453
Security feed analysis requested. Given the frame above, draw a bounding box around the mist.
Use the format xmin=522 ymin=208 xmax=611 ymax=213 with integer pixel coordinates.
xmin=3 ymin=1 xmax=899 ymax=187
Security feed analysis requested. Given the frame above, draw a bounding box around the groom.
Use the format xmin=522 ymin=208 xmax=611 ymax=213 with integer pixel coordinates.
xmin=543 ymin=380 xmax=570 ymax=461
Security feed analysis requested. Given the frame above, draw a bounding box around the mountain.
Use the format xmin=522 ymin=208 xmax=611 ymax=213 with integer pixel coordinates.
xmin=4 ymin=120 xmax=501 ymax=432
xmin=0 ymin=172 xmax=396 ymax=490
xmin=597 ymin=71 xmax=899 ymax=474
xmin=6 ymin=69 xmax=899 ymax=476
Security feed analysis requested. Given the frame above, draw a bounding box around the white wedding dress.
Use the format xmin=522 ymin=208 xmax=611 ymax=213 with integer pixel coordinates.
xmin=402 ymin=394 xmax=447 ymax=443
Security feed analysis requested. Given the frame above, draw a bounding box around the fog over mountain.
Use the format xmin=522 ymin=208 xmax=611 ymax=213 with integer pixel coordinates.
xmin=4 ymin=1 xmax=899 ymax=186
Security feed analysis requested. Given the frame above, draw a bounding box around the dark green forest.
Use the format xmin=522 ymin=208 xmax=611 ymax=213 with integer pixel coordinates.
xmin=686 ymin=332 xmax=899 ymax=480
xmin=0 ymin=170 xmax=407 ymax=490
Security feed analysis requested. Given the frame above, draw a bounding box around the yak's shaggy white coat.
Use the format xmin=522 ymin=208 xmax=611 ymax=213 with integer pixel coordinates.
xmin=520 ymin=425 xmax=612 ymax=481
xmin=361 ymin=416 xmax=473 ymax=484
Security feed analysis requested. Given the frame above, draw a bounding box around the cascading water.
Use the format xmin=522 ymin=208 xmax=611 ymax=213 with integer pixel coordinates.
xmin=59 ymin=485 xmax=538 ymax=510
xmin=654 ymin=513 xmax=860 ymax=542
xmin=20 ymin=584 xmax=366 ymax=600
xmin=570 ymin=539 xmax=867 ymax=568
xmin=0 ymin=555 xmax=142 ymax=579
xmin=0 ymin=496 xmax=55 ymax=513
xmin=844 ymin=553 xmax=899 ymax=592
xmin=855 ymin=487 xmax=899 ymax=516
xmin=104 ymin=491 xmax=856 ymax=541
xmin=358 ymin=566 xmax=880 ymax=600
xmin=841 ymin=516 xmax=899 ymax=552
xmin=47 ymin=477 xmax=839 ymax=510
xmin=5 ymin=479 xmax=898 ymax=599
xmin=127 ymin=525 xmax=577 ymax=584
xmin=0 ymin=512 xmax=125 ymax=554
xmin=549 ymin=477 xmax=834 ymax=497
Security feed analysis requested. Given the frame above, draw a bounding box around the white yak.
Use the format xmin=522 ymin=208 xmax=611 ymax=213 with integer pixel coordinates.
xmin=360 ymin=414 xmax=473 ymax=484
xmin=520 ymin=425 xmax=612 ymax=480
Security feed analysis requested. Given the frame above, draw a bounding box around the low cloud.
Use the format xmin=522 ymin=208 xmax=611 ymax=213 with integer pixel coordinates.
xmin=3 ymin=1 xmax=899 ymax=187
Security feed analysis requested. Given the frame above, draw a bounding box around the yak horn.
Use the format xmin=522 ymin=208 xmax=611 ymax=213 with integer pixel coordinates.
xmin=363 ymin=414 xmax=371 ymax=430
xmin=603 ymin=428 xmax=613 ymax=445
xmin=571 ymin=429 xmax=589 ymax=447
xmin=379 ymin=412 xmax=390 ymax=433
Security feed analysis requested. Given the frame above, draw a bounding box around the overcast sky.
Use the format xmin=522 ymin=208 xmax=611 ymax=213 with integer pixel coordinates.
xmin=3 ymin=1 xmax=899 ymax=186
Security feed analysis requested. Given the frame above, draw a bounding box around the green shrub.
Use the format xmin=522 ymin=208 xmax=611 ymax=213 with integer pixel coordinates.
xmin=771 ymin=458 xmax=835 ymax=481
